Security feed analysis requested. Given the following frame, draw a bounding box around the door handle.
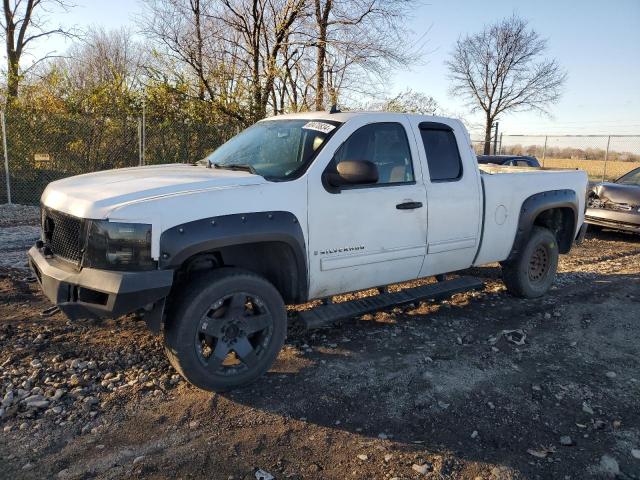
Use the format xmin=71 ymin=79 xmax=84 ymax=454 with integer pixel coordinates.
xmin=396 ymin=201 xmax=423 ymax=210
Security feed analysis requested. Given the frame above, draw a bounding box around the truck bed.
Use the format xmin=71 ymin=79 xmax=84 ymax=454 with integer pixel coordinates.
xmin=473 ymin=166 xmax=588 ymax=266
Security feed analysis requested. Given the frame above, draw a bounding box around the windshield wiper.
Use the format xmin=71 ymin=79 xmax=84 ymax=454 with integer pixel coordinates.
xmin=212 ymin=162 xmax=258 ymax=175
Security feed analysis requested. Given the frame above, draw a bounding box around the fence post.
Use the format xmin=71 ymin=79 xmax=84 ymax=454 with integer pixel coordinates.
xmin=498 ymin=132 xmax=503 ymax=154
xmin=602 ymin=135 xmax=611 ymax=182
xmin=1 ymin=111 xmax=11 ymax=204
xmin=138 ymin=117 xmax=143 ymax=167
xmin=542 ymin=136 xmax=548 ymax=167
xmin=492 ymin=121 xmax=499 ymax=154
xmin=142 ymin=101 xmax=146 ymax=166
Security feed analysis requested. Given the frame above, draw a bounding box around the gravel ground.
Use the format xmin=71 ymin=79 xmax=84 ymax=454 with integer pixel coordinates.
xmin=0 ymin=204 xmax=40 ymax=270
xmin=0 ymin=207 xmax=639 ymax=479
xmin=0 ymin=204 xmax=40 ymax=227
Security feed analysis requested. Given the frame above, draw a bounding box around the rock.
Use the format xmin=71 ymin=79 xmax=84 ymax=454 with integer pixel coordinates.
xmin=22 ymin=462 xmax=34 ymax=470
xmin=631 ymin=449 xmax=640 ymax=460
xmin=2 ymin=390 xmax=14 ymax=407
xmin=357 ymin=454 xmax=368 ymax=461
xmin=471 ymin=430 xmax=479 ymax=439
xmin=412 ymin=463 xmax=430 ymax=475
xmin=599 ymin=455 xmax=619 ymax=476
xmin=23 ymin=394 xmax=45 ymax=404
xmin=83 ymin=396 xmax=99 ymax=406
xmin=254 ymin=469 xmax=274 ymax=480
xmin=0 ymin=407 xmax=4 ymax=418
xmin=560 ymin=436 xmax=573 ymax=446
xmin=605 ymin=371 xmax=617 ymax=379
xmin=594 ymin=419 xmax=606 ymax=430
xmin=543 ymin=313 xmax=551 ymax=320
xmin=27 ymin=400 xmax=49 ymax=409
xmin=133 ymin=455 xmax=145 ymax=465
xmin=384 ymin=454 xmax=393 ymax=462
xmin=189 ymin=420 xmax=199 ymax=429
xmin=582 ymin=402 xmax=594 ymax=415
xmin=57 ymin=468 xmax=72 ymax=479
xmin=52 ymin=389 xmax=64 ymax=401
xmin=30 ymin=359 xmax=42 ymax=368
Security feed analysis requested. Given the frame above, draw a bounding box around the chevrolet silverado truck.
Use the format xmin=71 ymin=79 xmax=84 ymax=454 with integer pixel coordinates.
xmin=28 ymin=111 xmax=588 ymax=391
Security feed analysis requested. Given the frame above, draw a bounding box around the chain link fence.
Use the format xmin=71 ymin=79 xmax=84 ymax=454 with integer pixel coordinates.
xmin=0 ymin=109 xmax=242 ymax=205
xmin=472 ymin=134 xmax=640 ymax=182
xmin=2 ymin=110 xmax=640 ymax=205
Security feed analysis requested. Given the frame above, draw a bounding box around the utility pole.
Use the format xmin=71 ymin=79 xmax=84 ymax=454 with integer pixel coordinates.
xmin=492 ymin=122 xmax=499 ymax=155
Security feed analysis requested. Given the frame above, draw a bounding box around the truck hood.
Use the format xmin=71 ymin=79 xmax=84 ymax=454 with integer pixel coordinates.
xmin=41 ymin=164 xmax=266 ymax=218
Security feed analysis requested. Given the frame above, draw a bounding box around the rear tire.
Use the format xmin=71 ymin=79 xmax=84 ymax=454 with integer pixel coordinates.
xmin=163 ymin=268 xmax=286 ymax=391
xmin=501 ymin=226 xmax=559 ymax=298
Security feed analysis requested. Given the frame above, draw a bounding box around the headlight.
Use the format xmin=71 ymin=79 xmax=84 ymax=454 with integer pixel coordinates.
xmin=84 ymin=221 xmax=155 ymax=271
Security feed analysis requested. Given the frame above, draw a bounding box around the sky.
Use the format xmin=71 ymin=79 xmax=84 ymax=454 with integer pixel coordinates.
xmin=15 ymin=0 xmax=640 ymax=137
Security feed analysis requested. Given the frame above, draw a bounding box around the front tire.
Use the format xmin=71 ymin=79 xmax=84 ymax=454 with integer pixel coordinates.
xmin=164 ymin=268 xmax=286 ymax=391
xmin=501 ymin=226 xmax=559 ymax=298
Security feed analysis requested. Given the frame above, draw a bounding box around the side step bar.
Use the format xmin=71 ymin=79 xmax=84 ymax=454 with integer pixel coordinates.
xmin=298 ymin=276 xmax=484 ymax=329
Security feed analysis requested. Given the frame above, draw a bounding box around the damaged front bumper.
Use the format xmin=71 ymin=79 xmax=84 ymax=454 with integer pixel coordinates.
xmin=585 ymin=208 xmax=640 ymax=234
xmin=28 ymin=245 xmax=173 ymax=322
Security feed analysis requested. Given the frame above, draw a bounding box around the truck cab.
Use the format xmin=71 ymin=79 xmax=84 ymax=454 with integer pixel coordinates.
xmin=29 ymin=111 xmax=588 ymax=391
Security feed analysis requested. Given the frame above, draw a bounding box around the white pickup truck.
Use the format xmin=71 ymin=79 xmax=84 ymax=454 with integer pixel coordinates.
xmin=28 ymin=111 xmax=588 ymax=391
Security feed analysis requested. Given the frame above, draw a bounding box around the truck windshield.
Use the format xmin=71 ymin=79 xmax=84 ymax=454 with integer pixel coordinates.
xmin=205 ymin=119 xmax=341 ymax=180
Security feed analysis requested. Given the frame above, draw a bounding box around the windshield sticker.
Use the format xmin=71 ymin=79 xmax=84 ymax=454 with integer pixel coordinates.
xmin=303 ymin=121 xmax=336 ymax=134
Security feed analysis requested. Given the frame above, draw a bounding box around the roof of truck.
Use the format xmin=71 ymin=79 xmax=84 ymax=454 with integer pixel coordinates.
xmin=261 ymin=110 xmax=454 ymax=124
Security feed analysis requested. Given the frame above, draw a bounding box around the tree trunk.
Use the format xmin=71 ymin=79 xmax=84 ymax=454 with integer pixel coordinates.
xmin=483 ymin=115 xmax=493 ymax=155
xmin=314 ymin=0 xmax=331 ymax=111
xmin=6 ymin=55 xmax=19 ymax=100
xmin=192 ymin=0 xmax=205 ymax=101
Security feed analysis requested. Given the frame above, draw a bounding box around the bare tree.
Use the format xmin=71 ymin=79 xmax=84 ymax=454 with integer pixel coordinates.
xmin=447 ymin=15 xmax=566 ymax=154
xmin=364 ymin=88 xmax=439 ymax=114
xmin=139 ymin=0 xmax=248 ymax=123
xmin=55 ymin=27 xmax=147 ymax=113
xmin=1 ymin=0 xmax=75 ymax=102
xmin=311 ymin=0 xmax=421 ymax=110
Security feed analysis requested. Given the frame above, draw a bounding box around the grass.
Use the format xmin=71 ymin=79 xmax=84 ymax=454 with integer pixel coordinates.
xmin=540 ymin=158 xmax=640 ymax=182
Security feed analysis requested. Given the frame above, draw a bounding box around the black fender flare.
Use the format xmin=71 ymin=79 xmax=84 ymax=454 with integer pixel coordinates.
xmin=159 ymin=211 xmax=308 ymax=301
xmin=506 ymin=189 xmax=578 ymax=261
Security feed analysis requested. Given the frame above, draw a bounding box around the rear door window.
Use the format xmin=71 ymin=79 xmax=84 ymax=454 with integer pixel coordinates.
xmin=419 ymin=127 xmax=463 ymax=182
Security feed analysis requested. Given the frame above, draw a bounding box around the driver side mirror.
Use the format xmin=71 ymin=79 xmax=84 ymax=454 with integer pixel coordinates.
xmin=324 ymin=160 xmax=379 ymax=187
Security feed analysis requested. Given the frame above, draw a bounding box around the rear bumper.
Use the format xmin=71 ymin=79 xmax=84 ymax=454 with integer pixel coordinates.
xmin=585 ymin=208 xmax=640 ymax=234
xmin=28 ymin=246 xmax=173 ymax=320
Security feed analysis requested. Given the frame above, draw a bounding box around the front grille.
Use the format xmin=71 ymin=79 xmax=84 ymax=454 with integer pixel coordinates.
xmin=42 ymin=208 xmax=85 ymax=263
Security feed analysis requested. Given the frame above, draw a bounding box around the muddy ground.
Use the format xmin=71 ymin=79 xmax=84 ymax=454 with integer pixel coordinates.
xmin=0 ymin=210 xmax=639 ymax=480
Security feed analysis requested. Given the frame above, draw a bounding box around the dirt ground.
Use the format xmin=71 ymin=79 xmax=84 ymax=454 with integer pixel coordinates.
xmin=0 ymin=217 xmax=639 ymax=479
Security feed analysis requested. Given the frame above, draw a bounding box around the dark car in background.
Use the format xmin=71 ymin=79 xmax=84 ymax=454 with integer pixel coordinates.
xmin=585 ymin=166 xmax=640 ymax=234
xmin=477 ymin=155 xmax=541 ymax=167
